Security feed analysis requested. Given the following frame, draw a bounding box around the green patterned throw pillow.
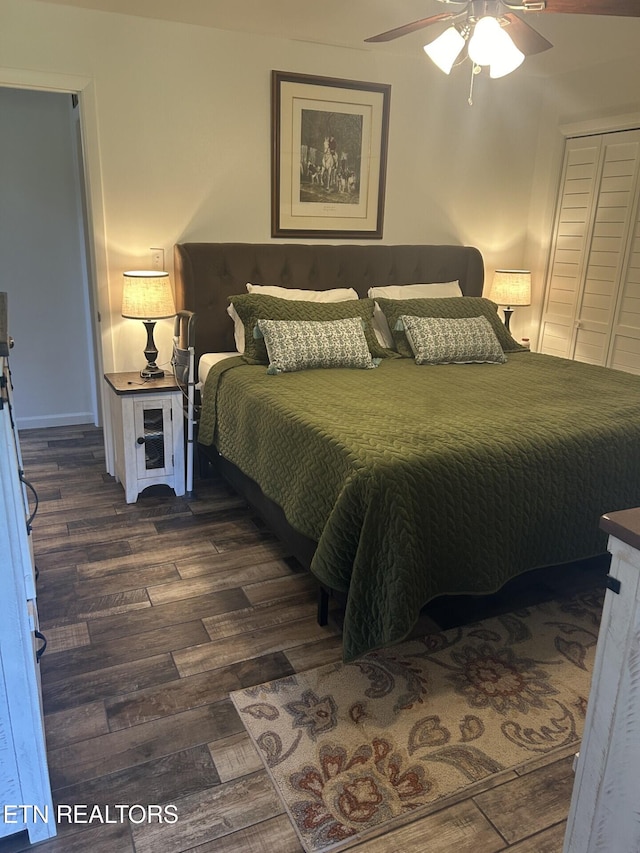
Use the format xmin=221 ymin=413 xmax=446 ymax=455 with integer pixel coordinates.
xmin=228 ymin=293 xmax=392 ymax=364
xmin=256 ymin=317 xmax=380 ymax=374
xmin=377 ymin=296 xmax=526 ymax=357
xmin=399 ymin=315 xmax=507 ymax=364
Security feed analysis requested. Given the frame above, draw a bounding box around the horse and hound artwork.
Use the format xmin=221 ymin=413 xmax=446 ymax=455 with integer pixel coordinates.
xmin=271 ymin=70 xmax=391 ymax=238
xmin=300 ymin=127 xmax=361 ymax=201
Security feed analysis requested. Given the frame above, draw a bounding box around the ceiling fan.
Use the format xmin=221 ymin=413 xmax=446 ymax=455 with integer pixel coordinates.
xmin=365 ymin=0 xmax=640 ymax=85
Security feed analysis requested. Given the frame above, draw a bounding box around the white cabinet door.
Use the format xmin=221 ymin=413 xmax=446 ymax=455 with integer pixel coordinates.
xmin=563 ymin=535 xmax=640 ymax=852
xmin=0 ymin=360 xmax=55 ymax=842
xmin=0 ymin=542 xmax=26 ymax=841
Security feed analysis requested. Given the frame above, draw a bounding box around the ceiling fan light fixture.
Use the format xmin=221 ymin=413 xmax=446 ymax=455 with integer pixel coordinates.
xmin=423 ymin=26 xmax=466 ymax=74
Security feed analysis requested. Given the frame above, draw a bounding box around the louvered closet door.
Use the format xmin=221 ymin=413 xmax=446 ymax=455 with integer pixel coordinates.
xmin=540 ymin=130 xmax=640 ymax=369
xmin=609 ymin=194 xmax=640 ymax=374
xmin=539 ymin=137 xmax=602 ymax=358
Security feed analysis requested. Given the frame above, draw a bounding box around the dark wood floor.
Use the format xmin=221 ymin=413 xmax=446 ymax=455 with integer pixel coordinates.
xmin=1 ymin=424 xmax=607 ymax=853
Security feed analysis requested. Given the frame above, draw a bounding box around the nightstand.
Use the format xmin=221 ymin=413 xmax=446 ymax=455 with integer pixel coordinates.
xmin=104 ymin=372 xmax=185 ymax=503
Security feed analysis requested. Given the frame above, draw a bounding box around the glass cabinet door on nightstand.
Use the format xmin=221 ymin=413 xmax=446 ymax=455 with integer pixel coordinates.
xmin=133 ymin=397 xmax=174 ymax=481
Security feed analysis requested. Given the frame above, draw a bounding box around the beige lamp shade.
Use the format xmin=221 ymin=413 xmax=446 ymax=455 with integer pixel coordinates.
xmin=122 ymin=270 xmax=176 ymax=320
xmin=489 ymin=270 xmax=531 ymax=307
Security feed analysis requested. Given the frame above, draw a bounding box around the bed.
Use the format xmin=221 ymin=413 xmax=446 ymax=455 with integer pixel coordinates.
xmin=174 ymin=242 xmax=640 ymax=662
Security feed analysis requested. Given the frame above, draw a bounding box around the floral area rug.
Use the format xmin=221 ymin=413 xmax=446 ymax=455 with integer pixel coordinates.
xmin=230 ymin=589 xmax=602 ymax=853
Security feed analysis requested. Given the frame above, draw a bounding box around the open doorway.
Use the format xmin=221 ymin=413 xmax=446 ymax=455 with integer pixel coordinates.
xmin=0 ymin=86 xmax=99 ymax=429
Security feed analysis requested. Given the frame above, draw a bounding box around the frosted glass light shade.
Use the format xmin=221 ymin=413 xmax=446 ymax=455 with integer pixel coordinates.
xmin=468 ymin=16 xmax=504 ymax=66
xmin=424 ymin=26 xmax=466 ymax=74
xmin=468 ymin=15 xmax=523 ymax=78
xmin=122 ymin=270 xmax=176 ymax=320
xmin=490 ymin=36 xmax=525 ymax=77
xmin=489 ymin=270 xmax=531 ymax=306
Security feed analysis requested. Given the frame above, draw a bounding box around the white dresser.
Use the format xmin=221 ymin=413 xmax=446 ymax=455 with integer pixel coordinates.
xmin=563 ymin=507 xmax=640 ymax=852
xmin=0 ymin=293 xmax=56 ymax=842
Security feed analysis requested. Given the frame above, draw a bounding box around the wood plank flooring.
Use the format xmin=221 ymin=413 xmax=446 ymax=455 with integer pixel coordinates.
xmin=0 ymin=424 xmax=608 ymax=853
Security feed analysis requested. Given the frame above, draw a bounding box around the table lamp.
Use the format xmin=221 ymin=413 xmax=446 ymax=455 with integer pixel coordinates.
xmin=489 ymin=270 xmax=531 ymax=331
xmin=122 ymin=270 xmax=176 ymax=378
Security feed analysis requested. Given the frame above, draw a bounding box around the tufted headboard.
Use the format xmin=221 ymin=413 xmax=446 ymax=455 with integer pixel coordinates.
xmin=173 ymin=242 xmax=485 ymax=363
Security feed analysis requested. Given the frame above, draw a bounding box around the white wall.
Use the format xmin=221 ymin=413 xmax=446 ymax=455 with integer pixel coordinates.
xmin=0 ymin=0 xmax=549 ymax=373
xmin=0 ymin=87 xmax=96 ymax=427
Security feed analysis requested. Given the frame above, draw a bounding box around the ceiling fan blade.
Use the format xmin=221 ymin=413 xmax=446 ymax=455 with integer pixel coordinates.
xmin=502 ymin=13 xmax=553 ymax=55
xmin=365 ymin=12 xmax=456 ymax=43
xmin=526 ymin=0 xmax=640 ymax=15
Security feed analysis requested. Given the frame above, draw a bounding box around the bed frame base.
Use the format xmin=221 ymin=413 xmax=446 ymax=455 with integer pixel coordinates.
xmin=199 ymin=443 xmax=333 ymax=625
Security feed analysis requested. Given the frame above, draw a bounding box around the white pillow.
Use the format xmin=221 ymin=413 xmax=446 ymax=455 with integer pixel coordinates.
xmin=367 ymin=281 xmax=462 ymax=300
xmin=368 ymin=282 xmax=463 ymax=348
xmin=247 ymin=283 xmax=358 ymax=301
xmin=227 ymin=303 xmax=246 ymax=353
xmin=229 ymin=284 xmax=360 ymax=353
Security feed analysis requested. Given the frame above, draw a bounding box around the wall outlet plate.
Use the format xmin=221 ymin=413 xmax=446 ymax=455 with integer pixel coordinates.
xmin=150 ymin=248 xmax=164 ymax=271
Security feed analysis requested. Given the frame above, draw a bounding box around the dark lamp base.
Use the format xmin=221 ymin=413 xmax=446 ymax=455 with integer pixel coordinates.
xmin=140 ymin=320 xmax=164 ymax=379
xmin=503 ymin=306 xmax=514 ymax=330
xmin=140 ymin=363 xmax=165 ymax=379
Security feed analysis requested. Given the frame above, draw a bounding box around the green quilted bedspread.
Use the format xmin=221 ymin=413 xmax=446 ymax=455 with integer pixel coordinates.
xmin=199 ymin=353 xmax=640 ymax=661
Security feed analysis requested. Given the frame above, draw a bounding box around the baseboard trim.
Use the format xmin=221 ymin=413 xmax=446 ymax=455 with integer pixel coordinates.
xmin=16 ymin=413 xmax=96 ymax=430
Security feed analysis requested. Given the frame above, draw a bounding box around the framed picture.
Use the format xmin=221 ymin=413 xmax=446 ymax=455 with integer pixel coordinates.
xmin=271 ymin=71 xmax=391 ymax=239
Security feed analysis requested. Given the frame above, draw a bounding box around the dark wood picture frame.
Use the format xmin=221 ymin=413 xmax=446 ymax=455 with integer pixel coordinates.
xmin=271 ymin=70 xmax=391 ymax=239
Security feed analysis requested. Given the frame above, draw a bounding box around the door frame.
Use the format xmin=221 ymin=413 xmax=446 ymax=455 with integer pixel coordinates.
xmin=0 ymin=66 xmax=115 ymax=467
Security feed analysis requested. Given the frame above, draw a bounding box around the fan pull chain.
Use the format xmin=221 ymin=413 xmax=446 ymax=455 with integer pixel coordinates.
xmin=468 ymin=63 xmax=481 ymax=106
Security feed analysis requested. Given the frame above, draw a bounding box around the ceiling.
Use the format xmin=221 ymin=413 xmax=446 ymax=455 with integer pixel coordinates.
xmin=35 ymin=0 xmax=640 ymax=77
